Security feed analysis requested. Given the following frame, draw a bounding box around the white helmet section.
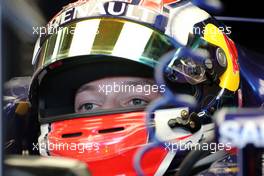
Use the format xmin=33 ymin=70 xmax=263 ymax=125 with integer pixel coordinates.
xmin=166 ymin=2 xmax=211 ymax=45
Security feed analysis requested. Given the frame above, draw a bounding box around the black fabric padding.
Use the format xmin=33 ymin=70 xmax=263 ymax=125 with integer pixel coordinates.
xmin=39 ymin=55 xmax=153 ymax=117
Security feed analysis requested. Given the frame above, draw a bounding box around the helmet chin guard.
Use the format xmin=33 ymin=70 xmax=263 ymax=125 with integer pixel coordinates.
xmin=38 ymin=107 xmax=203 ymax=175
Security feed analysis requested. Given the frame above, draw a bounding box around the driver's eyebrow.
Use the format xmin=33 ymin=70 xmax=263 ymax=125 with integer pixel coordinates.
xmin=76 ymin=85 xmax=98 ymax=93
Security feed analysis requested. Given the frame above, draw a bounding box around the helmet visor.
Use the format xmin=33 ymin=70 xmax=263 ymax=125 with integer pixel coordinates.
xmin=35 ymin=17 xmax=176 ymax=71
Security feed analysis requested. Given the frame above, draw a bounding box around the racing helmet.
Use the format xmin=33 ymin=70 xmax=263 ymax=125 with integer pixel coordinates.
xmin=29 ymin=0 xmax=240 ymax=175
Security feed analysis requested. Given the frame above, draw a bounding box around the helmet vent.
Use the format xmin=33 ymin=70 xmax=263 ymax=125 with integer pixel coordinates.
xmin=98 ymin=127 xmax=125 ymax=134
xmin=61 ymin=132 xmax=82 ymax=138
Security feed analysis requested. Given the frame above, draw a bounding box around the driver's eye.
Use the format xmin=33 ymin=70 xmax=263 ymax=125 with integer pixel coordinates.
xmin=128 ymin=98 xmax=148 ymax=106
xmin=78 ymin=103 xmax=99 ymax=112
